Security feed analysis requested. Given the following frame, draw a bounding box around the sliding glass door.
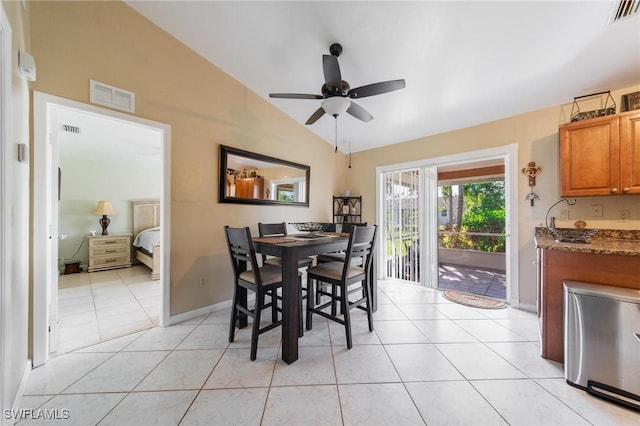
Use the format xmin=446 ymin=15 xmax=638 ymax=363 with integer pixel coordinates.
xmin=376 ymin=145 xmax=518 ymax=304
xmin=382 ymin=169 xmax=421 ymax=283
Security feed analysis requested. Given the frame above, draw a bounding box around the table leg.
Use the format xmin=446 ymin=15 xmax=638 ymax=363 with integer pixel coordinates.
xmin=281 ymin=247 xmax=299 ymax=364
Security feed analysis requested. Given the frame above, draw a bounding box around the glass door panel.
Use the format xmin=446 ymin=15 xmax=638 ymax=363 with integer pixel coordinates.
xmin=382 ymin=169 xmax=420 ymax=282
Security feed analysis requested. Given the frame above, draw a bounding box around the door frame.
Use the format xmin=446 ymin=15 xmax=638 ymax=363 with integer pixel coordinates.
xmin=33 ymin=92 xmax=171 ymax=366
xmin=376 ymin=144 xmax=520 ymax=305
xmin=0 ymin=3 xmax=12 ymax=415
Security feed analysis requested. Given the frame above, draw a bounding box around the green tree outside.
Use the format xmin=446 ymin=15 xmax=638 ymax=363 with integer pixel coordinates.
xmin=439 ymin=181 xmax=505 ymax=252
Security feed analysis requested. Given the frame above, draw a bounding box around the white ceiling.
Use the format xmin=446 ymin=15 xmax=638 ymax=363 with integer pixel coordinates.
xmin=124 ymin=0 xmax=640 ymax=153
xmin=56 ymin=106 xmax=162 ymax=168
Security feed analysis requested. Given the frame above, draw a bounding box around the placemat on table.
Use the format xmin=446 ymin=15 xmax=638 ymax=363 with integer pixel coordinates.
xmin=253 ymin=237 xmax=298 ymax=244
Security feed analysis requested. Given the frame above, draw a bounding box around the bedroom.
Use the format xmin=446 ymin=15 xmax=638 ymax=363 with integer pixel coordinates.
xmin=56 ymin=106 xmax=162 ymax=353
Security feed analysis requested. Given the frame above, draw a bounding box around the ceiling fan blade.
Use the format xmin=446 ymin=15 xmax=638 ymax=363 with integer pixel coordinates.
xmin=348 ymin=79 xmax=406 ymax=99
xmin=323 ymin=54 xmax=342 ymax=91
xmin=346 ymin=101 xmax=373 ymax=122
xmin=305 ymin=107 xmax=326 ymax=125
xmin=269 ymin=93 xmax=323 ymax=100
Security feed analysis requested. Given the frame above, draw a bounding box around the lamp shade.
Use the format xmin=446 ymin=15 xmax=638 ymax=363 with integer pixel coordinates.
xmin=92 ymin=201 xmax=117 ymax=216
xmin=321 ymin=97 xmax=351 ymax=116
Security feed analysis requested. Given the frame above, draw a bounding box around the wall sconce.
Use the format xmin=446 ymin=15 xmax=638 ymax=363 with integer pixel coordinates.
xmin=92 ymin=201 xmax=117 ymax=235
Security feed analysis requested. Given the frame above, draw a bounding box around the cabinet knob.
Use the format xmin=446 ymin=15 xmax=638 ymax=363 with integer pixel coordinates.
xmin=623 ymin=187 xmax=630 ymax=193
xmin=611 ymin=188 xmax=618 ymax=193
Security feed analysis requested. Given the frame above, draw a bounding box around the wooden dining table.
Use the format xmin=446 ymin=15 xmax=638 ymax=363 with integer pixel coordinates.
xmin=249 ymin=232 xmax=377 ymax=364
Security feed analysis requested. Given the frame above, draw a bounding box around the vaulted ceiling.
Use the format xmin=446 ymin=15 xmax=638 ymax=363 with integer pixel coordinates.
xmin=124 ymin=1 xmax=639 ymax=154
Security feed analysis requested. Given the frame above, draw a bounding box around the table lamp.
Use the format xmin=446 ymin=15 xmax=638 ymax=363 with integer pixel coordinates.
xmin=92 ymin=201 xmax=117 ymax=235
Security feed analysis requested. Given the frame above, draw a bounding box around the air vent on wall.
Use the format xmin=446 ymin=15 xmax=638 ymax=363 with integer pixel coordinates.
xmin=62 ymin=124 xmax=80 ymax=134
xmin=611 ymin=0 xmax=639 ymax=22
xmin=89 ymin=80 xmax=135 ymax=113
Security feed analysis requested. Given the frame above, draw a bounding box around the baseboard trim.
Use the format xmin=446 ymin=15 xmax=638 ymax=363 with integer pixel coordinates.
xmin=7 ymin=359 xmax=32 ymax=425
xmin=167 ymin=296 xmax=251 ymax=326
xmin=516 ymin=302 xmax=536 ymax=313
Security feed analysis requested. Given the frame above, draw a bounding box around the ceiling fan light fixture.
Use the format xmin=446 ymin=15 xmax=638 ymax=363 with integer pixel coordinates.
xmin=321 ymin=96 xmax=350 ymax=117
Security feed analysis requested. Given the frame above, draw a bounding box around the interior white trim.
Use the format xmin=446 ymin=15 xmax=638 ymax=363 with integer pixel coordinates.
xmin=168 ymin=299 xmax=233 ymax=326
xmin=33 ymin=92 xmax=171 ymax=366
xmin=376 ymin=144 xmax=520 ymax=303
xmin=0 ymin=4 xmax=12 ymax=419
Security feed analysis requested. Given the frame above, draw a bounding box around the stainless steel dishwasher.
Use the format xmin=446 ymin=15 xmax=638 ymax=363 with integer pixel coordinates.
xmin=564 ymin=281 xmax=640 ymax=411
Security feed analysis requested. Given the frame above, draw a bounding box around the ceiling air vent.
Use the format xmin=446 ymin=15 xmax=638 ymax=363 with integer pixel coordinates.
xmin=62 ymin=124 xmax=80 ymax=134
xmin=611 ymin=0 xmax=639 ymax=22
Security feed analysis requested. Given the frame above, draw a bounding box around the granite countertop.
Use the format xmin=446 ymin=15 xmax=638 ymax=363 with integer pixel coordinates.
xmin=535 ymin=227 xmax=640 ymax=256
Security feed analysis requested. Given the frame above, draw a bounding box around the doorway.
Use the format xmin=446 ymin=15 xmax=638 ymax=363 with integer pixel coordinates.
xmin=376 ymin=145 xmax=519 ymax=304
xmin=437 ymin=167 xmax=506 ymax=300
xmin=33 ymin=92 xmax=171 ymax=366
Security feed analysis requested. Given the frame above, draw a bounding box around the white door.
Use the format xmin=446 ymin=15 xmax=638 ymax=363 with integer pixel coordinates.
xmin=47 ymin=117 xmax=60 ymax=354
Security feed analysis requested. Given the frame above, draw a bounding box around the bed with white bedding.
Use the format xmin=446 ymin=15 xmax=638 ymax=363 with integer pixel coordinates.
xmin=132 ymin=200 xmax=160 ymax=280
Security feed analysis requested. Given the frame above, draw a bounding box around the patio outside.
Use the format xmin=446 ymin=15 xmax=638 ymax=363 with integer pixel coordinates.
xmin=438 ymin=263 xmax=506 ymax=300
xmin=384 ymin=170 xmax=507 ymax=301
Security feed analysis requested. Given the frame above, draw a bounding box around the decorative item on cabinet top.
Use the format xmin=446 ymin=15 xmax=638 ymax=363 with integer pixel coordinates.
xmin=621 ymin=91 xmax=640 ymax=112
xmin=570 ymin=91 xmax=616 ymax=122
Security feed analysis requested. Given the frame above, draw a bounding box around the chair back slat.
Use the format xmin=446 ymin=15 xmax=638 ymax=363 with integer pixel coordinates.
xmin=343 ymin=225 xmax=377 ymax=280
xmin=258 ymin=222 xmax=288 ymax=237
xmin=258 ymin=222 xmax=288 ymax=264
xmin=224 ymin=226 xmax=262 ymax=285
xmin=340 ymin=222 xmax=368 ymax=234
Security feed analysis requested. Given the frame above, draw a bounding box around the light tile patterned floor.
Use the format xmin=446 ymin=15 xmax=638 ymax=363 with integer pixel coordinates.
xmin=19 ymin=279 xmax=639 ymax=425
xmin=56 ymin=265 xmax=159 ymax=355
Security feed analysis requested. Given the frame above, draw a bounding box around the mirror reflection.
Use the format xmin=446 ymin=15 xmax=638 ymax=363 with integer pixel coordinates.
xmin=219 ymin=145 xmax=310 ymax=206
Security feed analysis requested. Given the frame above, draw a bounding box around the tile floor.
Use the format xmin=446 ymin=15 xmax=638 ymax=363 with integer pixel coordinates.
xmin=19 ymin=279 xmax=639 ymax=425
xmin=56 ymin=265 xmax=160 ymax=355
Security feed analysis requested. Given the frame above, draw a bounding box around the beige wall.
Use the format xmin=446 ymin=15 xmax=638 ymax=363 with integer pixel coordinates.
xmin=349 ymin=84 xmax=640 ymax=307
xmin=29 ymin=1 xmax=347 ymax=316
xmin=2 ymin=0 xmax=32 ymax=412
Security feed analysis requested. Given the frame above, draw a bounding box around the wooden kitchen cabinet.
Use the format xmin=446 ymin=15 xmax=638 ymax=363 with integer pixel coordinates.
xmin=88 ymin=234 xmax=132 ymax=272
xmin=537 ymin=247 xmax=640 ymax=363
xmin=619 ymin=111 xmax=640 ymax=194
xmin=559 ymin=110 xmax=640 ymax=196
xmin=234 ymin=177 xmax=264 ymax=199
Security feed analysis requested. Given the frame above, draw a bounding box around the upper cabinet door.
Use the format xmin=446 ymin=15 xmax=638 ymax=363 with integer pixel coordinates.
xmin=560 ymin=115 xmax=620 ymax=197
xmin=619 ymin=111 xmax=640 ymax=195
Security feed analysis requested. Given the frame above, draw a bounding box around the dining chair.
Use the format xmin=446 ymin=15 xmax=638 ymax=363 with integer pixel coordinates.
xmin=257 ymin=222 xmax=313 ymax=269
xmin=315 ymin=222 xmax=368 ymax=304
xmin=305 ymin=225 xmax=377 ymax=349
xmin=316 ymin=222 xmax=368 ymax=263
xmin=225 ymin=226 xmax=300 ymax=361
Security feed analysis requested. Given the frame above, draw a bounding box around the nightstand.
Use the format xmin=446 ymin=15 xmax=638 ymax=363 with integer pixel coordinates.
xmin=87 ymin=234 xmax=132 ymax=272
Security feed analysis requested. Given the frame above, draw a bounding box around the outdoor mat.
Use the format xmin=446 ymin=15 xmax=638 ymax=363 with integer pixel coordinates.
xmin=443 ymin=290 xmax=507 ymax=309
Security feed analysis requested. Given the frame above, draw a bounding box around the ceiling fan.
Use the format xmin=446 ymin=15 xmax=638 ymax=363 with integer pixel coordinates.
xmin=269 ymin=43 xmax=406 ymax=125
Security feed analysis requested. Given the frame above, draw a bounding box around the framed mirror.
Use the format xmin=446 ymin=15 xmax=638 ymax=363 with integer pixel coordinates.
xmin=219 ymin=145 xmax=310 ymax=206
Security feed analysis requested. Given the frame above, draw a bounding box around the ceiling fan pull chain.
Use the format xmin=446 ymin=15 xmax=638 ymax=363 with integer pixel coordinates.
xmin=334 ymin=117 xmax=338 ymax=153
